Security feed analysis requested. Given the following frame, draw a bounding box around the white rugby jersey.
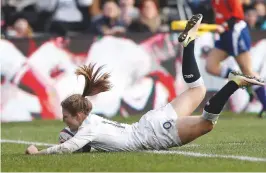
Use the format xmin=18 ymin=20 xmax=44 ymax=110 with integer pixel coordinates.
xmin=44 ymin=114 xmax=162 ymax=154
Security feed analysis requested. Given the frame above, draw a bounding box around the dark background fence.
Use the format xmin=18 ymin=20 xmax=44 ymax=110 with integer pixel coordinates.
xmin=9 ymin=31 xmax=266 ymax=56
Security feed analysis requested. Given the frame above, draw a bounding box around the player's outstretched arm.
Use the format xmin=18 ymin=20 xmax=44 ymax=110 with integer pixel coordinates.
xmin=25 ymin=139 xmax=83 ymax=155
xmin=25 ymin=127 xmax=94 ymax=155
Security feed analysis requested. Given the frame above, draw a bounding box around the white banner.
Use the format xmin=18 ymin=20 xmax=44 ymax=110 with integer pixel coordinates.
xmin=1 ymin=35 xmax=265 ymax=122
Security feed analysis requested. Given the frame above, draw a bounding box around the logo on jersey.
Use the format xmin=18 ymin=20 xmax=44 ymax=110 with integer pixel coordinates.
xmin=184 ymin=74 xmax=194 ymax=78
xmin=163 ymin=121 xmax=172 ymax=129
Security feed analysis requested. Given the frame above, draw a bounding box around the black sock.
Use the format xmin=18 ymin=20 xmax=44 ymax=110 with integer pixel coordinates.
xmin=182 ymin=40 xmax=201 ymax=83
xmin=204 ymin=81 xmax=239 ymax=114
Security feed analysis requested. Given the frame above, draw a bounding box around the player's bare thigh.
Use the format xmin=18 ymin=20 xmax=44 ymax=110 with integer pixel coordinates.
xmin=170 ymin=86 xmax=206 ymax=117
xmin=175 ymin=115 xmax=213 ymax=145
xmin=205 ymin=48 xmax=228 ymax=76
xmin=235 ymin=51 xmax=259 ymax=77
xmin=170 ymin=85 xmax=212 ymax=145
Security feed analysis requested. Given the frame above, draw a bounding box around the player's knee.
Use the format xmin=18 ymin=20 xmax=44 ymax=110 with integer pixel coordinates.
xmin=202 ymin=123 xmax=214 ymax=135
xmin=197 ymin=85 xmax=207 ymax=99
xmin=205 ymin=63 xmax=216 ymax=74
xmin=239 ymin=66 xmax=253 ymax=75
xmin=189 ymin=84 xmax=206 ymax=96
xmin=207 ymin=124 xmax=214 ymax=132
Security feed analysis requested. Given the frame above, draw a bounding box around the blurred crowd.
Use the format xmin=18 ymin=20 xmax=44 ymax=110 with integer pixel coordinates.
xmin=1 ymin=0 xmax=266 ymax=38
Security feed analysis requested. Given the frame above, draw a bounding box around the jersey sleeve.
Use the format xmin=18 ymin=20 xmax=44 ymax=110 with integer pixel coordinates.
xmin=40 ymin=126 xmax=96 ymax=154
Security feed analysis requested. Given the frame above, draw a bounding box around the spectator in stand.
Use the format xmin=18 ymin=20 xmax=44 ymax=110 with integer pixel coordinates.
xmin=1 ymin=11 xmax=6 ymax=37
xmin=119 ymin=0 xmax=139 ymax=26
xmin=91 ymin=0 xmax=126 ymax=35
xmin=261 ymin=19 xmax=266 ymax=29
xmin=242 ymin=0 xmax=254 ymax=12
xmin=245 ymin=8 xmax=259 ymax=30
xmin=2 ymin=0 xmax=39 ymax=34
xmin=6 ymin=18 xmax=33 ymax=38
xmin=128 ymin=0 xmax=166 ymax=33
xmin=89 ymin=0 xmax=102 ymax=17
xmin=254 ymin=1 xmax=266 ymax=29
xmin=188 ymin=0 xmax=214 ymax=23
xmin=36 ymin=0 xmax=93 ymax=34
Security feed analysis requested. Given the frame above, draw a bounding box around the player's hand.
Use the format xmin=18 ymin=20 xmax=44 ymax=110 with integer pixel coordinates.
xmin=216 ymin=25 xmax=225 ymax=34
xmin=25 ymin=145 xmax=39 ymax=155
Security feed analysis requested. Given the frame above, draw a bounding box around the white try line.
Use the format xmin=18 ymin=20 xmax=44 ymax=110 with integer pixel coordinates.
xmin=1 ymin=139 xmax=266 ymax=162
xmin=1 ymin=139 xmax=55 ymax=146
xmin=147 ymin=150 xmax=266 ymax=162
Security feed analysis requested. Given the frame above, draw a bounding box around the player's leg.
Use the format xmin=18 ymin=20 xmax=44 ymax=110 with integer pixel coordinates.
xmin=205 ymin=30 xmax=234 ymax=78
xmin=173 ymin=17 xmax=211 ymax=143
xmin=170 ymin=14 xmax=206 ymax=117
xmin=172 ymin=15 xmax=265 ymax=145
xmin=177 ymin=72 xmax=265 ymax=145
xmin=234 ymin=25 xmax=266 ymax=114
xmin=236 ymin=52 xmax=266 ymax=113
xmin=205 ymin=48 xmax=230 ymax=77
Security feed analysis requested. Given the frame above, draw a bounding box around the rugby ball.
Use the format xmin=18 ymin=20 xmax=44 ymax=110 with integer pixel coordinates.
xmin=59 ymin=127 xmax=91 ymax=152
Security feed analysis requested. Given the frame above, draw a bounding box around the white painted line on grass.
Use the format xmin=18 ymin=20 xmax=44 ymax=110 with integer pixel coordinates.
xmin=1 ymin=139 xmax=55 ymax=146
xmin=1 ymin=139 xmax=266 ymax=162
xmin=147 ymin=150 xmax=266 ymax=162
xmin=180 ymin=144 xmax=200 ymax=148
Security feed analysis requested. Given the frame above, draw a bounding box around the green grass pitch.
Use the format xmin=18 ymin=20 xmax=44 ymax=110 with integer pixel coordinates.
xmin=1 ymin=112 xmax=266 ymax=172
